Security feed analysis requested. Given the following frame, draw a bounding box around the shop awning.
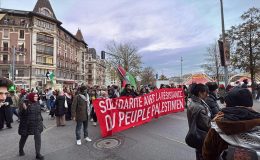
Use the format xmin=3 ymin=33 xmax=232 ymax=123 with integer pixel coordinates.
xmin=0 ymin=14 xmax=6 ymax=21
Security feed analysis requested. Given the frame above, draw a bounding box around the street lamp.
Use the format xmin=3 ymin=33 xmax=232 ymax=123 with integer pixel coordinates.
xmin=11 ymin=46 xmax=26 ymax=82
xmin=219 ymin=0 xmax=229 ymax=87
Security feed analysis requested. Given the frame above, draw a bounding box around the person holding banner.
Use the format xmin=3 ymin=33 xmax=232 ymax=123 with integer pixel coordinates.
xmin=120 ymin=84 xmax=137 ymax=97
xmin=185 ymin=83 xmax=211 ymax=160
xmin=71 ymin=86 xmax=92 ymax=145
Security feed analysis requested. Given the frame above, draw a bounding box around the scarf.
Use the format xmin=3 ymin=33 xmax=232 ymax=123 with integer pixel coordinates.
xmin=79 ymin=94 xmax=88 ymax=102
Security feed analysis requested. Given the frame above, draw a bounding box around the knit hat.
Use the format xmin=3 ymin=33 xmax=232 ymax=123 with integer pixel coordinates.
xmin=20 ymin=89 xmax=27 ymax=95
xmin=27 ymin=93 xmax=38 ymax=103
xmin=224 ymin=88 xmax=253 ymax=107
xmin=206 ymin=82 xmax=218 ymax=92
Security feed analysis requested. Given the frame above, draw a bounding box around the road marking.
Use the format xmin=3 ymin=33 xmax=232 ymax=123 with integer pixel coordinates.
xmin=43 ymin=125 xmax=56 ymax=133
xmin=155 ymin=133 xmax=187 ymax=146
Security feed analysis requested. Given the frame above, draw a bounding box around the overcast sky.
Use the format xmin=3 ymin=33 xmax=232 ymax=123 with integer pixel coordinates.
xmin=1 ymin=0 xmax=259 ymax=77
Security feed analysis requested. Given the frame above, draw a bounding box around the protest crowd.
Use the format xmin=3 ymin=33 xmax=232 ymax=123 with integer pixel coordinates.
xmin=0 ymin=76 xmax=260 ymax=160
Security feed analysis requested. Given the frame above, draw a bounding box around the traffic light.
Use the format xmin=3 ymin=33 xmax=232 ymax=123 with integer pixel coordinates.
xmin=218 ymin=40 xmax=225 ymax=66
xmin=101 ymin=51 xmax=105 ymax=59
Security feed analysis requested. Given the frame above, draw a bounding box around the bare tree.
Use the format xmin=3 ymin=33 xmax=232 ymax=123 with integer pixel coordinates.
xmin=201 ymin=42 xmax=223 ymax=84
xmin=140 ymin=67 xmax=156 ymax=85
xmin=106 ymin=41 xmax=142 ymax=76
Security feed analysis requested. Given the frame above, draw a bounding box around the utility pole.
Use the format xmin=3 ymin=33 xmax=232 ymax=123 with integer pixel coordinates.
xmin=220 ymin=0 xmax=229 ymax=87
xmin=181 ymin=57 xmax=183 ymax=84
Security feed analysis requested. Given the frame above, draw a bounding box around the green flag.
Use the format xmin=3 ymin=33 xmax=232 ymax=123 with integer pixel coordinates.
xmin=49 ymin=72 xmax=55 ymax=84
xmin=126 ymin=72 xmax=137 ymax=90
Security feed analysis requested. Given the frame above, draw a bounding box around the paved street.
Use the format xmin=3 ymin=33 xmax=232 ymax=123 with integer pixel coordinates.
xmin=0 ymin=101 xmax=259 ymax=160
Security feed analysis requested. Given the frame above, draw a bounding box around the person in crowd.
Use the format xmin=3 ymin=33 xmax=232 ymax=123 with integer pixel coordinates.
xmin=46 ymin=88 xmax=53 ymax=112
xmin=139 ymin=87 xmax=147 ymax=96
xmin=225 ymin=84 xmax=233 ymax=92
xmin=18 ymin=92 xmax=44 ymax=160
xmin=71 ymin=85 xmax=92 ymax=145
xmin=108 ymin=85 xmax=119 ymax=98
xmin=64 ymin=88 xmax=73 ymax=121
xmin=186 ymin=83 xmax=211 ymax=160
xmin=131 ymin=86 xmax=139 ymax=97
xmin=160 ymin=84 xmax=166 ymax=89
xmin=9 ymin=89 xmax=20 ymax=121
xmin=48 ymin=94 xmax=56 ymax=119
xmin=0 ymin=91 xmax=13 ymax=129
xmin=256 ymin=84 xmax=260 ymax=101
xmin=205 ymin=82 xmax=221 ymax=119
xmin=233 ymin=81 xmax=241 ymax=90
xmin=121 ymin=84 xmax=137 ymax=97
xmin=183 ymin=85 xmax=189 ymax=108
xmin=113 ymin=85 xmax=120 ymax=98
xmin=89 ymin=89 xmax=98 ymax=126
xmin=241 ymin=79 xmax=249 ymax=88
xmin=54 ymin=90 xmax=66 ymax=126
xmin=0 ymin=77 xmax=13 ymax=130
xmin=218 ymin=84 xmax=226 ymax=104
xmin=203 ymin=88 xmax=260 ymax=160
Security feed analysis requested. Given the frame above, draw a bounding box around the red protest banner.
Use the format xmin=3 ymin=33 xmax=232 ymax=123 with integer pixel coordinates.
xmin=93 ymin=88 xmax=185 ymax=137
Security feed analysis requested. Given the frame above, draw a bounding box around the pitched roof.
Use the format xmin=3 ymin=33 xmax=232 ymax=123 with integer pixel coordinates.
xmin=75 ymin=29 xmax=84 ymax=41
xmin=33 ymin=0 xmax=57 ymax=19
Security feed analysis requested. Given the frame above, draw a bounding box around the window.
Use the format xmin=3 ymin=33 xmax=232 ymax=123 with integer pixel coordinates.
xmin=3 ymin=42 xmax=8 ymax=51
xmin=19 ymin=30 xmax=25 ymax=39
xmin=3 ymin=29 xmax=9 ymax=38
xmin=3 ymin=55 xmax=8 ymax=62
xmin=18 ymin=43 xmax=25 ymax=52
xmin=17 ymin=70 xmax=24 ymax=77
xmin=18 ymin=55 xmax=24 ymax=61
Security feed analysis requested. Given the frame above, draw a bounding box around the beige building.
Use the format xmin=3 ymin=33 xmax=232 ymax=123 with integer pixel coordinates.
xmin=86 ymin=48 xmax=106 ymax=86
xmin=0 ymin=0 xmax=90 ymax=89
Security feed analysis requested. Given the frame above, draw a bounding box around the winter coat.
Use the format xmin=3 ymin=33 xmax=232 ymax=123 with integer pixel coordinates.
xmin=187 ymin=96 xmax=211 ymax=148
xmin=55 ymin=95 xmax=66 ymax=117
xmin=0 ymin=97 xmax=13 ymax=125
xmin=205 ymin=92 xmax=220 ymax=119
xmin=71 ymin=94 xmax=89 ymax=122
xmin=18 ymin=102 xmax=43 ymax=135
xmin=202 ymin=107 xmax=260 ymax=160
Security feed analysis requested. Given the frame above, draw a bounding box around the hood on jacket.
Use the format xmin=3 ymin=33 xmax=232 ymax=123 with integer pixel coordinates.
xmin=214 ymin=108 xmax=260 ymax=135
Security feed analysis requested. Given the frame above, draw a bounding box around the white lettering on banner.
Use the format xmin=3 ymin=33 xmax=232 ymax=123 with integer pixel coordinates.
xmin=105 ymin=113 xmax=116 ymax=131
xmin=99 ymin=101 xmax=106 ymax=113
xmin=119 ymin=112 xmax=124 ymax=127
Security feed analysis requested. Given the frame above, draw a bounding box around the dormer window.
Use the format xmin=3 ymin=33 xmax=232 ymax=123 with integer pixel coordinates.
xmin=39 ymin=8 xmax=53 ymax=18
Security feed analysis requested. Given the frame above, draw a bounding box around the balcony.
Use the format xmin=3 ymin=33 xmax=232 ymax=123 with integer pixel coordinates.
xmin=36 ymin=62 xmax=53 ymax=66
xmin=36 ymin=50 xmax=53 ymax=56
xmin=0 ymin=19 xmax=29 ymax=28
xmin=0 ymin=47 xmax=11 ymax=53
xmin=0 ymin=61 xmax=25 ymax=64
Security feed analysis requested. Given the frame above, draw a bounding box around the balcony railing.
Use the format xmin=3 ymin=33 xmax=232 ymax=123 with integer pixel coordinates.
xmin=0 ymin=47 xmax=27 ymax=53
xmin=36 ymin=50 xmax=53 ymax=56
xmin=0 ymin=19 xmax=29 ymax=27
xmin=0 ymin=47 xmax=11 ymax=52
xmin=0 ymin=60 xmax=25 ymax=64
xmin=36 ymin=62 xmax=53 ymax=66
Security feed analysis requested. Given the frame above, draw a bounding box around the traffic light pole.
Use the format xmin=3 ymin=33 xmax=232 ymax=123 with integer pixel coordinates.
xmin=12 ymin=46 xmax=16 ymax=82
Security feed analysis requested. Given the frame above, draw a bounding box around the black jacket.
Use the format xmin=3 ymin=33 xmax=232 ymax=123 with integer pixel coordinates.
xmin=205 ymin=92 xmax=220 ymax=119
xmin=55 ymin=95 xmax=66 ymax=116
xmin=18 ymin=102 xmax=43 ymax=135
xmin=186 ymin=96 xmax=211 ymax=148
xmin=0 ymin=97 xmax=13 ymax=125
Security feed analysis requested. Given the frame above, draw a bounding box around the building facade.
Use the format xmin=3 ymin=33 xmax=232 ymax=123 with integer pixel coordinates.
xmin=0 ymin=0 xmax=91 ymax=90
xmin=86 ymin=48 xmax=106 ymax=86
